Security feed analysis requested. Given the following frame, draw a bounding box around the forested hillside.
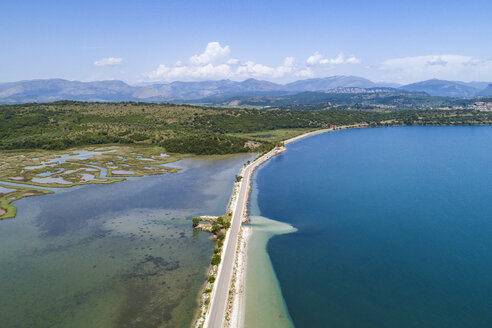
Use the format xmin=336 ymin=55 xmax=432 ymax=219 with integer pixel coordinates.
xmin=2 ymin=101 xmax=492 ymax=154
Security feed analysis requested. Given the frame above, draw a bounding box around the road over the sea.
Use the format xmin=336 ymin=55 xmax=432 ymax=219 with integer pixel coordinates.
xmin=205 ymin=125 xmax=365 ymax=327
xmin=205 ymin=147 xmax=281 ymax=328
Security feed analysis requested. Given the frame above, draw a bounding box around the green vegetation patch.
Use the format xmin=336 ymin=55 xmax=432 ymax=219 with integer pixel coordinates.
xmin=3 ymin=101 xmax=492 ymax=155
xmin=229 ymin=128 xmax=317 ymax=143
xmin=0 ymin=184 xmax=53 ymax=220
xmin=0 ymin=144 xmax=182 ymax=218
xmin=161 ymin=133 xmax=270 ymax=155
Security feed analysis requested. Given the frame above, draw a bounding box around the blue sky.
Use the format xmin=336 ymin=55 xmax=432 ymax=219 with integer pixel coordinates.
xmin=1 ymin=0 xmax=491 ymax=84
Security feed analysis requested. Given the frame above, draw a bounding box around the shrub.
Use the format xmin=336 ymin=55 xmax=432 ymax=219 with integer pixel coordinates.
xmin=129 ymin=133 xmax=149 ymax=141
xmin=192 ymin=217 xmax=200 ymax=228
xmin=217 ymin=216 xmax=225 ymax=225
xmin=211 ymin=222 xmax=221 ymax=234
xmin=211 ymin=254 xmax=221 ymax=266
xmin=161 ymin=133 xmax=250 ymax=155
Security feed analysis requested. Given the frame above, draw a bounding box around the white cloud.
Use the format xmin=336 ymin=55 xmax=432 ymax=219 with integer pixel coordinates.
xmin=147 ymin=58 xmax=301 ymax=81
xmin=295 ymin=68 xmax=314 ymax=78
xmin=235 ymin=61 xmax=275 ymax=77
xmin=226 ymin=58 xmax=240 ymax=65
xmin=306 ymin=52 xmax=323 ymax=66
xmin=148 ymin=63 xmax=234 ymax=81
xmin=147 ymin=42 xmax=358 ymax=82
xmin=94 ymin=57 xmax=123 ymax=66
xmin=189 ymin=42 xmax=230 ymax=66
xmin=379 ymin=54 xmax=492 ymax=83
xmin=307 ymin=52 xmax=360 ymax=66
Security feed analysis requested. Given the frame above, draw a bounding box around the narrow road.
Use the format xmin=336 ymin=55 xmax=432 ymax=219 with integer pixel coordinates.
xmin=205 ymin=126 xmax=362 ymax=327
xmin=206 ymin=148 xmax=282 ymax=328
xmin=206 ymin=159 xmax=254 ymax=328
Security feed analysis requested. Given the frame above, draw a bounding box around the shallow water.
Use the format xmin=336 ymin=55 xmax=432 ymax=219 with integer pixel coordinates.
xmin=112 ymin=170 xmax=136 ymax=175
xmin=37 ymin=168 xmax=65 ymax=177
xmin=0 ymin=186 xmax=16 ymax=194
xmin=32 ymin=176 xmax=72 ymax=184
xmin=0 ymin=154 xmax=255 ymax=328
xmin=243 ymin=216 xmax=295 ymax=328
xmin=243 ymin=174 xmax=296 ymax=328
xmin=256 ymin=126 xmax=492 ymax=328
xmin=25 ymin=150 xmax=109 ymax=170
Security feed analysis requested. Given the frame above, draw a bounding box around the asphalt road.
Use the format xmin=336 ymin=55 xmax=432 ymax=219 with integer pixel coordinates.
xmin=206 ymin=159 xmax=253 ymax=328
xmin=205 ymin=148 xmax=282 ymax=328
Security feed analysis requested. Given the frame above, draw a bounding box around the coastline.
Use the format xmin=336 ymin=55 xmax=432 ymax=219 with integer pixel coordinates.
xmin=201 ymin=143 xmax=287 ymax=328
xmin=202 ymin=123 xmax=368 ymax=327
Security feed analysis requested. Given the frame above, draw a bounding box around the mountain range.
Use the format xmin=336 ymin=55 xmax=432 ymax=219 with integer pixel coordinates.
xmin=0 ymin=76 xmax=491 ymax=104
xmin=399 ymin=79 xmax=491 ymax=98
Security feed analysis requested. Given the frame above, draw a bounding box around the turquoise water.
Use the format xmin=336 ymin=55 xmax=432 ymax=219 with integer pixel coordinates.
xmin=0 ymin=154 xmax=254 ymax=328
xmin=243 ymin=175 xmax=296 ymax=327
xmin=255 ymin=126 xmax=492 ymax=327
xmin=243 ymin=215 xmax=295 ymax=328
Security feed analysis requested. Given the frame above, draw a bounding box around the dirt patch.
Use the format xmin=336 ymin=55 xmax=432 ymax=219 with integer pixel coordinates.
xmin=244 ymin=140 xmax=263 ymax=149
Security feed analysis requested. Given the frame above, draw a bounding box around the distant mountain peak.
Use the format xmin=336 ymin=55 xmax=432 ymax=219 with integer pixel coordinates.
xmin=1 ymin=76 xmax=490 ymax=104
xmin=400 ymin=79 xmax=482 ymax=97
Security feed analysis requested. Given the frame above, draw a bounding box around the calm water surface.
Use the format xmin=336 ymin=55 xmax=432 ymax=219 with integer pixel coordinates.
xmin=256 ymin=126 xmax=492 ymax=328
xmin=0 ymin=154 xmax=254 ymax=328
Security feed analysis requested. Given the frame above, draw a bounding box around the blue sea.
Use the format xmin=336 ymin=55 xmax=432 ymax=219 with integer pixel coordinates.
xmin=254 ymin=126 xmax=492 ymax=327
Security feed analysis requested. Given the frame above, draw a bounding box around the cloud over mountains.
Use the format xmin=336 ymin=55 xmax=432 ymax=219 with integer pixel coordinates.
xmin=146 ymin=42 xmax=360 ymax=82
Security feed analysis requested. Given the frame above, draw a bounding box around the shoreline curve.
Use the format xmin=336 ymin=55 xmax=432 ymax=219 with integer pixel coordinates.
xmin=202 ymin=123 xmax=367 ymax=327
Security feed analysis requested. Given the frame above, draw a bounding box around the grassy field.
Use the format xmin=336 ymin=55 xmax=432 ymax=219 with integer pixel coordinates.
xmin=229 ymin=128 xmax=318 ymax=143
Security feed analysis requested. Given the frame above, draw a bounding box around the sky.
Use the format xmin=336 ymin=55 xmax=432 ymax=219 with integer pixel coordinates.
xmin=1 ymin=0 xmax=491 ymax=84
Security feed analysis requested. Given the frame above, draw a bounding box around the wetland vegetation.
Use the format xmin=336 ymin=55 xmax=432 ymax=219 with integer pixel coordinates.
xmin=0 ymin=145 xmax=180 ymax=219
xmin=3 ymin=101 xmax=492 ymax=219
xmin=0 ymin=154 xmax=254 ymax=328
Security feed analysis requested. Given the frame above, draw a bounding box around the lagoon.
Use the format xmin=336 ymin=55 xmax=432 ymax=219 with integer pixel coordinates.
xmin=0 ymin=154 xmax=254 ymax=328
